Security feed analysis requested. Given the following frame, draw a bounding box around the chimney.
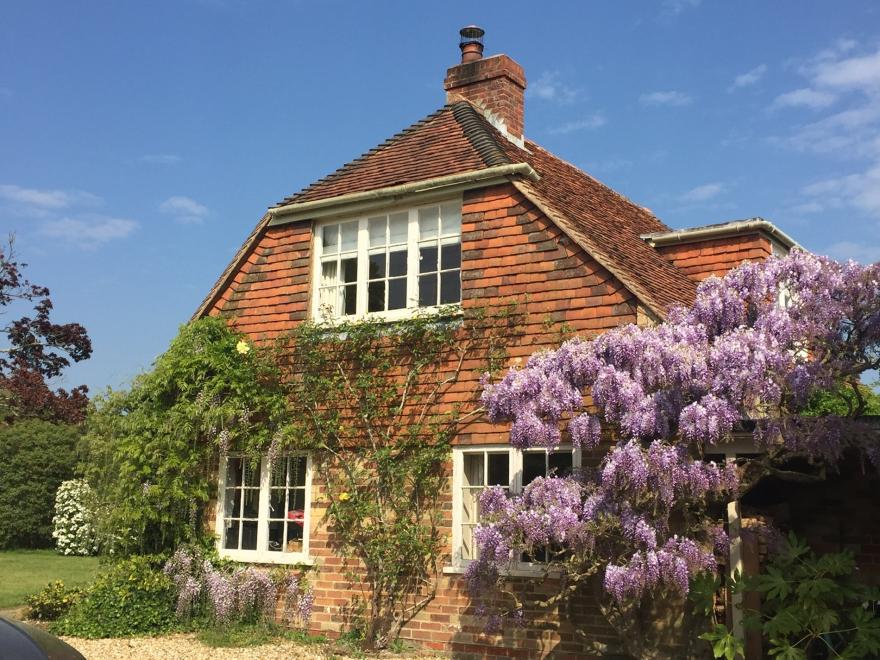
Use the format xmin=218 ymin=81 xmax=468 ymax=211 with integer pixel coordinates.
xmin=444 ymin=26 xmax=527 ymax=144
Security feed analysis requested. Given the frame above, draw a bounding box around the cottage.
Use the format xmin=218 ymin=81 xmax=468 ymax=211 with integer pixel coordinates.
xmin=194 ymin=27 xmax=798 ymax=657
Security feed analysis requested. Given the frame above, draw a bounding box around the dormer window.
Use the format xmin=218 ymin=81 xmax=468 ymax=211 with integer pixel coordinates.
xmin=313 ymin=200 xmax=461 ymax=320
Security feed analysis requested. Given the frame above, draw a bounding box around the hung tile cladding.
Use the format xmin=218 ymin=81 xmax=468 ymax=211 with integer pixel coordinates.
xmin=194 ymin=25 xmax=799 ymax=657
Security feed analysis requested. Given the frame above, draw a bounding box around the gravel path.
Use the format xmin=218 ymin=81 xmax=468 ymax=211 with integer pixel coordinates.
xmin=62 ymin=634 xmax=326 ymax=659
xmin=62 ymin=633 xmax=442 ymax=659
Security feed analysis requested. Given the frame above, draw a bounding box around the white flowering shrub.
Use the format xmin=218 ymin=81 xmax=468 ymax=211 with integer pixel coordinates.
xmin=52 ymin=479 xmax=98 ymax=556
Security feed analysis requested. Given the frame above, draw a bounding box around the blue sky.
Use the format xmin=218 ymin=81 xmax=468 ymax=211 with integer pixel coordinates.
xmin=2 ymin=1 xmax=879 ymax=394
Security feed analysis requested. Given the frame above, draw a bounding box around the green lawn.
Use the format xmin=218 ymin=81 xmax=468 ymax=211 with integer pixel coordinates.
xmin=0 ymin=550 xmax=100 ymax=608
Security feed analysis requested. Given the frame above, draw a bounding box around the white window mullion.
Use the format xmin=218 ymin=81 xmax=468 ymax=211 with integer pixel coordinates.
xmin=407 ymin=208 xmax=419 ymax=308
xmin=256 ymin=457 xmax=271 ymax=553
xmin=356 ymin=218 xmax=369 ymax=317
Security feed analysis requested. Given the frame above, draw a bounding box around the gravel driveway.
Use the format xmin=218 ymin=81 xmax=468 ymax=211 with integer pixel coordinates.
xmin=62 ymin=633 xmax=442 ymax=659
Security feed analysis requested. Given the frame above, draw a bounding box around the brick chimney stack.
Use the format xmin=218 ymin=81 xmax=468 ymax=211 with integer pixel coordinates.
xmin=444 ymin=26 xmax=527 ymax=144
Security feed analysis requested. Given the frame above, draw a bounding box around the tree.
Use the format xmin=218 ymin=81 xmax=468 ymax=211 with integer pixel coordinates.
xmin=0 ymin=238 xmax=92 ymax=423
xmin=0 ymin=420 xmax=81 ymax=548
xmin=469 ymin=250 xmax=879 ymax=658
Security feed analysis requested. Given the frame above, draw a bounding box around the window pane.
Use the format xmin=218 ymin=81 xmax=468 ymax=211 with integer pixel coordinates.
xmin=224 ymin=521 xmax=239 ymax=549
xmin=242 ymin=489 xmax=259 ymax=518
xmin=269 ymin=489 xmax=286 ymax=518
xmin=224 ymin=489 xmax=239 ymax=518
xmin=343 ymin=284 xmax=357 ymax=315
xmin=441 ymin=243 xmax=461 ymax=270
xmin=322 ymin=224 xmax=338 ymax=253
xmin=418 ymin=208 xmax=439 ymax=240
xmin=368 ymin=281 xmax=385 ymax=312
xmin=291 ymin=488 xmax=306 ymax=511
xmin=368 ymin=252 xmax=385 ymax=279
xmin=271 ymin=460 xmax=286 ymax=488
xmin=419 ymin=245 xmax=438 ymax=273
xmin=321 ymin=260 xmax=338 ymax=286
xmin=388 ymin=278 xmax=406 ymax=310
xmin=290 ymin=457 xmax=307 ymax=487
xmin=418 ymin=274 xmax=437 ymax=307
xmin=286 ymin=522 xmax=303 ymax=553
xmin=242 ymin=460 xmax=259 ymax=487
xmin=487 ymin=454 xmax=510 ymax=486
xmin=440 ymin=271 xmax=460 ymax=304
xmin=319 ymin=286 xmax=339 ymax=314
xmin=340 ymin=221 xmax=358 ymax=251
xmin=549 ymin=452 xmax=574 ymax=477
xmin=389 ymin=212 xmax=408 ymax=243
xmin=441 ymin=203 xmax=461 ymax=236
xmin=388 ymin=249 xmax=407 ymax=277
xmin=342 ymin=257 xmax=358 ymax=284
xmin=523 ymin=453 xmax=546 ymax=487
xmin=368 ymin=216 xmax=386 ymax=247
xmin=241 ymin=521 xmax=258 ymax=550
xmin=463 ymin=454 xmax=484 ymax=487
xmin=268 ymin=521 xmax=283 ymax=552
xmin=228 ymin=458 xmax=243 ymax=487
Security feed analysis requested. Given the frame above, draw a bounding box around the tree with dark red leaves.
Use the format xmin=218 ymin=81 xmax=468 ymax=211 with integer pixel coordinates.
xmin=0 ymin=238 xmax=92 ymax=424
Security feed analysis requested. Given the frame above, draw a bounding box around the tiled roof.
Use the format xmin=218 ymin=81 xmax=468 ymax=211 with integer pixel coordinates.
xmin=275 ymin=104 xmax=500 ymax=206
xmin=196 ymin=101 xmax=696 ymax=319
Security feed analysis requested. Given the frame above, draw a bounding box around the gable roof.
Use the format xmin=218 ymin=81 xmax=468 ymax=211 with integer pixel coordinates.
xmin=195 ymin=101 xmax=696 ymax=320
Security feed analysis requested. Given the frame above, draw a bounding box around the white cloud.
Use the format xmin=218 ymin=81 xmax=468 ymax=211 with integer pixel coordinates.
xmin=679 ymin=182 xmax=725 ymax=203
xmin=139 ymin=154 xmax=181 ymax=165
xmin=159 ymin=195 xmax=209 ymax=224
xmin=40 ymin=215 xmax=138 ymax=249
xmin=824 ymin=240 xmax=880 ymax=264
xmin=639 ymin=90 xmax=693 ymax=107
xmin=729 ymin=64 xmax=768 ymax=92
xmin=772 ymin=87 xmax=837 ymax=110
xmin=527 ymin=72 xmax=577 ymax=104
xmin=801 ymin=163 xmax=880 ymax=217
xmin=547 ymin=114 xmax=606 ymax=135
xmin=0 ymin=184 xmax=101 ymax=211
xmin=813 ymin=49 xmax=880 ymax=90
xmin=788 ymin=201 xmax=825 ymax=215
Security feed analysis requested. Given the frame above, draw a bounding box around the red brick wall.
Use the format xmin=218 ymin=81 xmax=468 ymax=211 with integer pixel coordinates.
xmin=207 ymin=183 xmax=643 ymax=656
xmin=444 ymin=55 xmax=526 ymax=138
xmin=656 ymin=233 xmax=773 ymax=283
xmin=210 ymin=222 xmax=312 ymax=338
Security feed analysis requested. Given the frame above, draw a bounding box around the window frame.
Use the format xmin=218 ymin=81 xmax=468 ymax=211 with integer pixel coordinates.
xmin=215 ymin=452 xmax=314 ymax=565
xmin=311 ymin=198 xmax=462 ymax=322
xmin=450 ymin=445 xmax=582 ymax=570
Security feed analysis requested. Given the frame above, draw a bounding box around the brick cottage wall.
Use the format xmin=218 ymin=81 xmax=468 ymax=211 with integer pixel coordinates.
xmin=207 ymin=182 xmax=641 ymax=657
xmin=656 ymin=233 xmax=773 ymax=283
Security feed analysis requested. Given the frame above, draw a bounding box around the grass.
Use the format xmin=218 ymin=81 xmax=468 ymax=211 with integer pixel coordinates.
xmin=0 ymin=550 xmax=100 ymax=609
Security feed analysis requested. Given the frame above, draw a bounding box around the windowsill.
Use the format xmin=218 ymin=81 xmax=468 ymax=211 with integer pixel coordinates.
xmin=217 ymin=549 xmax=316 ymax=567
xmin=313 ymin=303 xmax=463 ymax=325
xmin=443 ymin=563 xmax=561 ymax=578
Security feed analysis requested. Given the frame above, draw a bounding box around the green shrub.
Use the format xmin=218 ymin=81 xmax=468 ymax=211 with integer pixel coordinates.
xmin=0 ymin=420 xmax=80 ymax=549
xmin=25 ymin=580 xmax=83 ymax=621
xmin=52 ymin=555 xmax=177 ymax=638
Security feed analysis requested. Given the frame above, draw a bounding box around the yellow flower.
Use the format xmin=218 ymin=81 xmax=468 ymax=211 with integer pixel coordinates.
xmin=236 ymin=340 xmax=251 ymax=355
xmin=338 ymin=492 xmax=350 ymax=502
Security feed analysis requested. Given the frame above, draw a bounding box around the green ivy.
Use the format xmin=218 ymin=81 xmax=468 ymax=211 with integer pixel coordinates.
xmin=51 ymin=555 xmax=177 ymax=638
xmin=25 ymin=580 xmax=84 ymax=621
xmin=82 ymin=317 xmax=288 ymax=555
xmin=275 ymin=304 xmax=523 ymax=649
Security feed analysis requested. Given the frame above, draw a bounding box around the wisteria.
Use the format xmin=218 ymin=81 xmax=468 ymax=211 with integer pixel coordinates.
xmin=470 ymin=251 xmax=879 ymax=632
xmin=163 ymin=546 xmax=313 ymax=628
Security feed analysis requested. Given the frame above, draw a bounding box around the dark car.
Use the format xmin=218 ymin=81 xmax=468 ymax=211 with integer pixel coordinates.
xmin=0 ymin=617 xmax=85 ymax=660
